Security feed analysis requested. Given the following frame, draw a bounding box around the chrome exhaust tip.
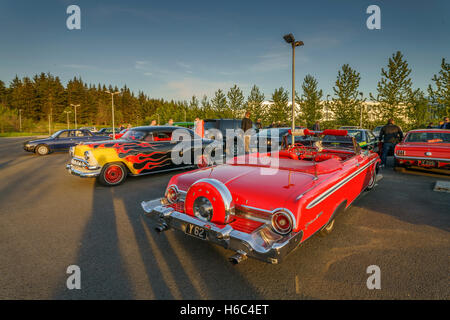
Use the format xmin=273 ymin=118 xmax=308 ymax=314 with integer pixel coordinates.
xmin=228 ymin=252 xmax=248 ymax=265
xmin=154 ymin=224 xmax=169 ymax=233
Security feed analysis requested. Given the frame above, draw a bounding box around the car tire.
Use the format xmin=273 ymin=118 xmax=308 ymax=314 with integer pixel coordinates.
xmin=319 ymin=218 xmax=335 ymax=237
xmin=98 ymin=163 xmax=127 ymax=186
xmin=35 ymin=144 xmax=49 ymax=156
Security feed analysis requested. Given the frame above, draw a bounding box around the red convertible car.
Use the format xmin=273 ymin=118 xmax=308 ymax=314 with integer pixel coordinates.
xmin=394 ymin=129 xmax=450 ymax=171
xmin=142 ymin=129 xmax=381 ymax=264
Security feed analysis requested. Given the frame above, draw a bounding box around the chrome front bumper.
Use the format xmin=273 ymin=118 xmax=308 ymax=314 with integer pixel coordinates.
xmin=141 ymin=198 xmax=303 ymax=264
xmin=66 ymin=163 xmax=102 ymax=178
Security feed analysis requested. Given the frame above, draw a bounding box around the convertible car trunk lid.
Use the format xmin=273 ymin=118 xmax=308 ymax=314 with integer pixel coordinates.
xmin=174 ymin=163 xmax=317 ymax=211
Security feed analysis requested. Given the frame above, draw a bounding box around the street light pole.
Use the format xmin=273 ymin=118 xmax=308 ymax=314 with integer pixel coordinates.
xmin=70 ymin=104 xmax=80 ymax=129
xmin=106 ymin=91 xmax=120 ymax=138
xmin=283 ymin=33 xmax=304 ymax=145
xmin=359 ymin=92 xmax=364 ymax=128
xmin=19 ymin=109 xmax=22 ymax=132
xmin=326 ymin=94 xmax=331 ymax=122
xmin=64 ymin=111 xmax=72 ymax=129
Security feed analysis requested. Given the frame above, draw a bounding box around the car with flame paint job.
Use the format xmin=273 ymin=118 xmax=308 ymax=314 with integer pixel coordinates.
xmin=141 ymin=129 xmax=381 ymax=264
xmin=66 ymin=126 xmax=216 ymax=186
xmin=23 ymin=129 xmax=108 ymax=156
xmin=394 ymin=129 xmax=450 ymax=171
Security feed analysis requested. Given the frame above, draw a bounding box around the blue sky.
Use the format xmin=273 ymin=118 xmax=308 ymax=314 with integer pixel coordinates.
xmin=0 ymin=0 xmax=449 ymax=101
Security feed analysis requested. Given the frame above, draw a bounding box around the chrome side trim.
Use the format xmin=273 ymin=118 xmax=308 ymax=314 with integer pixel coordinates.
xmin=129 ymin=165 xmax=196 ymax=176
xmin=395 ymin=155 xmax=450 ymax=162
xmin=306 ymin=158 xmax=378 ymax=209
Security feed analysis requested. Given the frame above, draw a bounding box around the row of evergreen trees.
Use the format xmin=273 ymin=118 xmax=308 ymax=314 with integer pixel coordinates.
xmin=0 ymin=51 xmax=448 ymax=132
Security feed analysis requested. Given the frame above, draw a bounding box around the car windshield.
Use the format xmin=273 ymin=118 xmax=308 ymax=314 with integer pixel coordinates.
xmin=286 ymin=135 xmax=355 ymax=151
xmin=405 ymin=132 xmax=450 ymax=143
xmin=122 ymin=130 xmax=146 ymax=141
xmin=50 ymin=130 xmax=64 ymax=138
xmin=347 ymin=130 xmax=363 ymax=142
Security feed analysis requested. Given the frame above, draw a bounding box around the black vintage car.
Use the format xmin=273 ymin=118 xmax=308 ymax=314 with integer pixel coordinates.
xmin=23 ymin=129 xmax=109 ymax=156
xmin=66 ymin=126 xmax=217 ymax=186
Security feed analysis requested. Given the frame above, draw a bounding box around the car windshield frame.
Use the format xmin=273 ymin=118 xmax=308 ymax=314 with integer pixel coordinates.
xmin=285 ymin=134 xmax=357 ymax=152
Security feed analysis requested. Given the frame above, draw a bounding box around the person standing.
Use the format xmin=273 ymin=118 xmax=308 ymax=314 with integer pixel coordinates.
xmin=255 ymin=119 xmax=263 ymax=132
xmin=241 ymin=111 xmax=253 ymax=154
xmin=379 ymin=118 xmax=403 ymax=167
xmin=312 ymin=121 xmax=320 ymax=131
xmin=426 ymin=122 xmax=434 ymax=128
xmin=150 ymin=120 xmax=157 ymax=126
xmin=440 ymin=117 xmax=450 ymax=129
xmin=167 ymin=119 xmax=174 ymax=126
xmin=194 ymin=117 xmax=204 ymax=138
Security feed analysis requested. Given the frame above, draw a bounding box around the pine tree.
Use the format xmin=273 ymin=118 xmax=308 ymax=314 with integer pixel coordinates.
xmin=300 ymin=75 xmax=323 ymax=128
xmin=211 ymin=89 xmax=229 ymax=118
xmin=428 ymin=58 xmax=450 ymax=117
xmin=407 ymin=90 xmax=432 ymax=129
xmin=246 ymin=85 xmax=265 ymax=122
xmin=227 ymin=84 xmax=245 ymax=118
xmin=269 ymin=87 xmax=289 ymax=124
xmin=201 ymin=95 xmax=212 ymax=118
xmin=331 ymin=64 xmax=363 ymax=126
xmin=370 ymin=51 xmax=416 ymax=126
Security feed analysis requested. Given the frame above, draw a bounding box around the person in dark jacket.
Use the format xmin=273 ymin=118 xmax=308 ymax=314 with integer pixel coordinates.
xmin=440 ymin=117 xmax=450 ymax=129
xmin=312 ymin=121 xmax=320 ymax=131
xmin=379 ymin=118 xmax=403 ymax=167
xmin=426 ymin=122 xmax=434 ymax=128
xmin=241 ymin=111 xmax=253 ymax=153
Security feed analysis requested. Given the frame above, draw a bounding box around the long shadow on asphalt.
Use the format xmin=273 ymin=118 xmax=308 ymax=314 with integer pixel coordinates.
xmin=51 ymin=169 xmax=263 ymax=299
xmin=53 ymin=184 xmax=135 ymax=299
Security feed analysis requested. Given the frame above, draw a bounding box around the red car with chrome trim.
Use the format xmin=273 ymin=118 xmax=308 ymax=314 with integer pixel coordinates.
xmin=142 ymin=129 xmax=381 ymax=264
xmin=394 ymin=129 xmax=450 ymax=171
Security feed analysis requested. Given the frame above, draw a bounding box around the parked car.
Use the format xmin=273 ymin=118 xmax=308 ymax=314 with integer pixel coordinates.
xmin=203 ymin=118 xmax=256 ymax=156
xmin=80 ymin=126 xmax=98 ymax=132
xmin=23 ymin=129 xmax=108 ymax=155
xmin=97 ymin=127 xmax=119 ymax=136
xmin=339 ymin=126 xmax=360 ymax=130
xmin=346 ymin=129 xmax=379 ymax=152
xmin=394 ymin=129 xmax=450 ymax=171
xmin=141 ymin=129 xmax=381 ymax=264
xmin=66 ymin=126 xmax=216 ymax=186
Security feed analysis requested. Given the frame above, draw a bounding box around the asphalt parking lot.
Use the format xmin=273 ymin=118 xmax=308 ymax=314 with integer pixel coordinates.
xmin=0 ymin=137 xmax=449 ymax=300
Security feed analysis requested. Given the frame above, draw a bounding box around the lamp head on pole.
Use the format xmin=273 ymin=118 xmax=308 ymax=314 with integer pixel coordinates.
xmin=283 ymin=33 xmax=295 ymax=44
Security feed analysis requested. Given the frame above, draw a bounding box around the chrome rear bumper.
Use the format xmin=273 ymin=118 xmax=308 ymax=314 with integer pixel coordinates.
xmin=141 ymin=198 xmax=303 ymax=264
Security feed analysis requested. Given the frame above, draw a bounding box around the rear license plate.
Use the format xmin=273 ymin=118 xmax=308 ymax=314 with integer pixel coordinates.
xmin=421 ymin=160 xmax=436 ymax=166
xmin=185 ymin=223 xmax=207 ymax=240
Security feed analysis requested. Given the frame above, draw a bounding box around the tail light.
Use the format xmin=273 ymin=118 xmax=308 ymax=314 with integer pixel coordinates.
xmin=271 ymin=210 xmax=293 ymax=235
xmin=165 ymin=185 xmax=179 ymax=204
xmin=396 ymin=150 xmax=405 ymax=156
